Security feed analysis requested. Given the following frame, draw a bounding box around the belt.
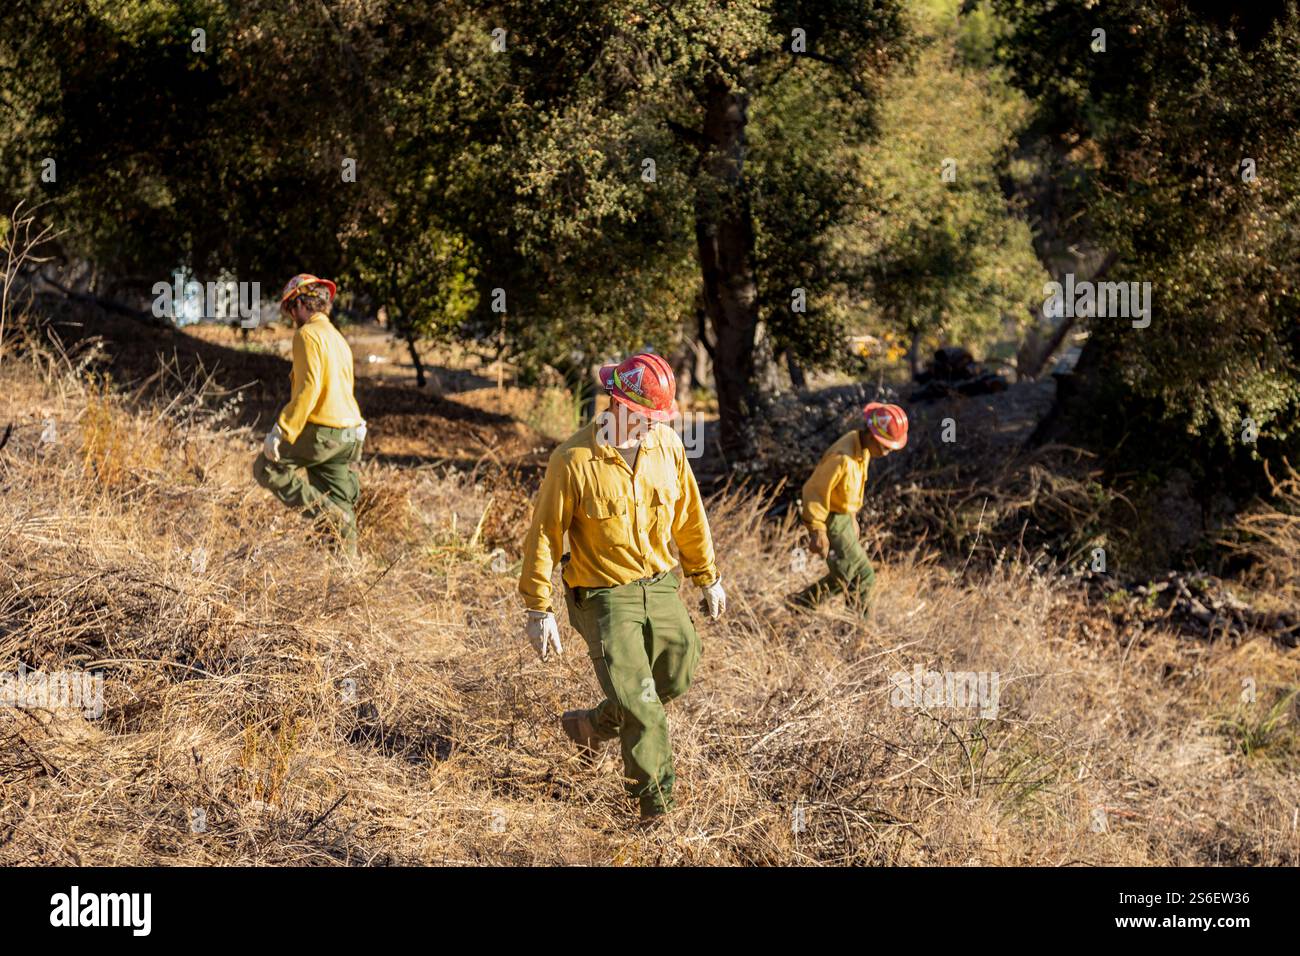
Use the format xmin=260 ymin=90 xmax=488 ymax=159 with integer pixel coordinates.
xmin=631 ymin=570 xmax=669 ymax=587
xmin=569 ymin=570 xmax=669 ymax=601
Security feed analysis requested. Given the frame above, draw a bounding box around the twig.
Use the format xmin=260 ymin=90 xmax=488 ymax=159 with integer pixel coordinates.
xmin=298 ymin=794 xmax=348 ymax=840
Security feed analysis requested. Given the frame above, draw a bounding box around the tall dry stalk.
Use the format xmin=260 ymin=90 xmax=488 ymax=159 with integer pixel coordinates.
xmin=0 ymin=201 xmax=59 ymax=370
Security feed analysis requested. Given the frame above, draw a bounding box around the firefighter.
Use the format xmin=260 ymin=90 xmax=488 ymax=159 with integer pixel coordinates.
xmin=253 ymin=274 xmax=366 ymax=552
xmin=519 ymin=352 xmax=725 ymax=824
xmin=790 ymin=402 xmax=909 ymax=614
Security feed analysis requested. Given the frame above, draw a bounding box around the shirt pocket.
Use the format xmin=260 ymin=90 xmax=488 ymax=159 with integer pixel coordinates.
xmin=583 ymin=495 xmax=633 ymax=549
xmin=650 ymin=487 xmax=676 ymax=546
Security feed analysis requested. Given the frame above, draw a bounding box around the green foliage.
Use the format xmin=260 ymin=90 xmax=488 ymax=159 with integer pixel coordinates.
xmin=0 ymin=0 xmax=410 ymax=281
xmin=444 ymin=0 xmax=912 ymax=386
xmin=0 ymin=0 xmax=920 ymax=409
xmin=1217 ymin=689 xmax=1299 ymax=765
xmin=749 ymin=72 xmax=871 ymax=369
xmin=994 ymin=0 xmax=1300 ymax=448
xmin=844 ymin=2 xmax=1047 ymax=353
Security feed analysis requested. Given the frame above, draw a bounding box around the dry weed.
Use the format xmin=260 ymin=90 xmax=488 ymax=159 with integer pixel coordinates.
xmin=0 ymin=350 xmax=1296 ymax=866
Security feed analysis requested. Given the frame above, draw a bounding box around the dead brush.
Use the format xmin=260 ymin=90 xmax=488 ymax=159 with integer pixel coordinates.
xmin=1 ymin=344 xmax=1299 ymax=866
xmin=472 ymin=465 xmax=535 ymax=556
xmin=78 ymin=374 xmax=147 ymax=488
xmin=355 ymin=476 xmax=425 ymax=557
xmin=1221 ymin=461 xmax=1300 ymax=606
xmin=240 ymin=719 xmax=307 ymax=807
xmin=855 ymin=444 xmax=1130 ymax=576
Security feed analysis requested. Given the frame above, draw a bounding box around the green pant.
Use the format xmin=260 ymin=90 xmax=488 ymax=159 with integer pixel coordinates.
xmin=794 ymin=512 xmax=876 ymax=612
xmin=564 ymin=572 xmax=702 ymax=816
xmin=253 ymin=423 xmax=362 ymax=543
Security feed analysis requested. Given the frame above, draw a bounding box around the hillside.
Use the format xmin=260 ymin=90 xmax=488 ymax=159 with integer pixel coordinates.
xmin=2 ymin=325 xmax=1297 ymax=865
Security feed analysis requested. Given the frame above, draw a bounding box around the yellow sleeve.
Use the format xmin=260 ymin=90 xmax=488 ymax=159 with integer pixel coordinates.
xmin=519 ymin=454 xmax=574 ymax=613
xmin=801 ymin=453 xmax=846 ymax=531
xmin=672 ymin=446 xmax=718 ymax=586
xmin=277 ymin=329 xmax=323 ymax=444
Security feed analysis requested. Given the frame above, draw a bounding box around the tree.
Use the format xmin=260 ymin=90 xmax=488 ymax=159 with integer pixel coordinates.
xmin=336 ymin=0 xmax=913 ymax=457
xmin=994 ymin=0 xmax=1300 ymax=478
xmin=659 ymin=0 xmax=912 ymax=459
xmin=0 ymin=0 xmax=375 ymax=286
xmin=844 ymin=2 xmax=1047 ymax=373
xmin=3 ymin=1 xmax=915 ymax=464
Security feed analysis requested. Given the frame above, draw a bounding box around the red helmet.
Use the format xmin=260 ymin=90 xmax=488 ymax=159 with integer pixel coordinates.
xmin=863 ymin=402 xmax=908 ymax=450
xmin=279 ymin=273 xmax=337 ymax=308
xmin=598 ymin=352 xmax=677 ymax=421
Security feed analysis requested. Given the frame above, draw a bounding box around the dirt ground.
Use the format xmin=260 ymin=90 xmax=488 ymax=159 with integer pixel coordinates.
xmin=77 ymin=315 xmax=556 ymax=473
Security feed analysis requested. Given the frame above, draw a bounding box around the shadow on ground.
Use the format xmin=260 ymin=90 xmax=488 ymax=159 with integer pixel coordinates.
xmin=40 ymin=302 xmax=547 ymax=469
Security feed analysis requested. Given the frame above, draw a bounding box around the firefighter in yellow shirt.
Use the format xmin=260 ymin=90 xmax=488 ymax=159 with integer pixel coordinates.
xmin=519 ymin=352 xmax=726 ymax=824
xmin=791 ymin=402 xmax=909 ymax=614
xmin=253 ymin=274 xmax=366 ymax=550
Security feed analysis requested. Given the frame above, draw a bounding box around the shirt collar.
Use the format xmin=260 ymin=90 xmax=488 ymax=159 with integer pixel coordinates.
xmin=589 ymin=414 xmax=658 ymax=458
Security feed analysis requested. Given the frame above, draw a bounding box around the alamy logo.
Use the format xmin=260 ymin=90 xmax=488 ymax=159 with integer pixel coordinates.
xmin=151 ymin=273 xmax=262 ymax=328
xmin=1042 ymin=273 xmax=1151 ymax=329
xmin=889 ymin=665 xmax=1001 ymax=718
xmin=595 ymin=413 xmax=706 ymax=459
xmin=0 ymin=664 xmax=104 ymax=718
xmin=50 ymin=886 xmax=152 ymax=936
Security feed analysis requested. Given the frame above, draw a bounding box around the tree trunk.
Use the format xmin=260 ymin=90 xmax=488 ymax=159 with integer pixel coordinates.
xmin=785 ymin=350 xmax=806 ymax=390
xmin=692 ymin=338 xmax=712 ymax=391
xmin=907 ymin=327 xmax=923 ymax=380
xmin=400 ymin=324 xmax=425 ymax=389
xmin=389 ymin=275 xmax=425 ymax=391
xmin=1030 ymin=322 xmax=1110 ymax=446
xmin=694 ymin=77 xmax=764 ymax=464
xmin=1019 ymin=251 xmax=1119 ymax=381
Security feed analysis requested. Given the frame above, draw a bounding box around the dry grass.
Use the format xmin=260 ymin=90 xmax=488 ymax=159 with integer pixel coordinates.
xmin=1224 ymin=462 xmax=1300 ymax=608
xmin=1 ymin=342 xmax=1298 ymax=866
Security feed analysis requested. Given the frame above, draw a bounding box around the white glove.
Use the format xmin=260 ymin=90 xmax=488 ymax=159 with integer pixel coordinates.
xmin=263 ymin=424 xmax=283 ymax=463
xmin=525 ymin=610 xmax=563 ymax=660
xmin=702 ymin=577 xmax=727 ymax=619
xmin=356 ymin=422 xmax=367 ymax=444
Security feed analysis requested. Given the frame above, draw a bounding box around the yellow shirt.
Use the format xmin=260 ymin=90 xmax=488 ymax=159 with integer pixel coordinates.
xmin=277 ymin=313 xmax=364 ymax=444
xmin=519 ymin=418 xmax=718 ymax=613
xmin=801 ymin=430 xmax=871 ymax=531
